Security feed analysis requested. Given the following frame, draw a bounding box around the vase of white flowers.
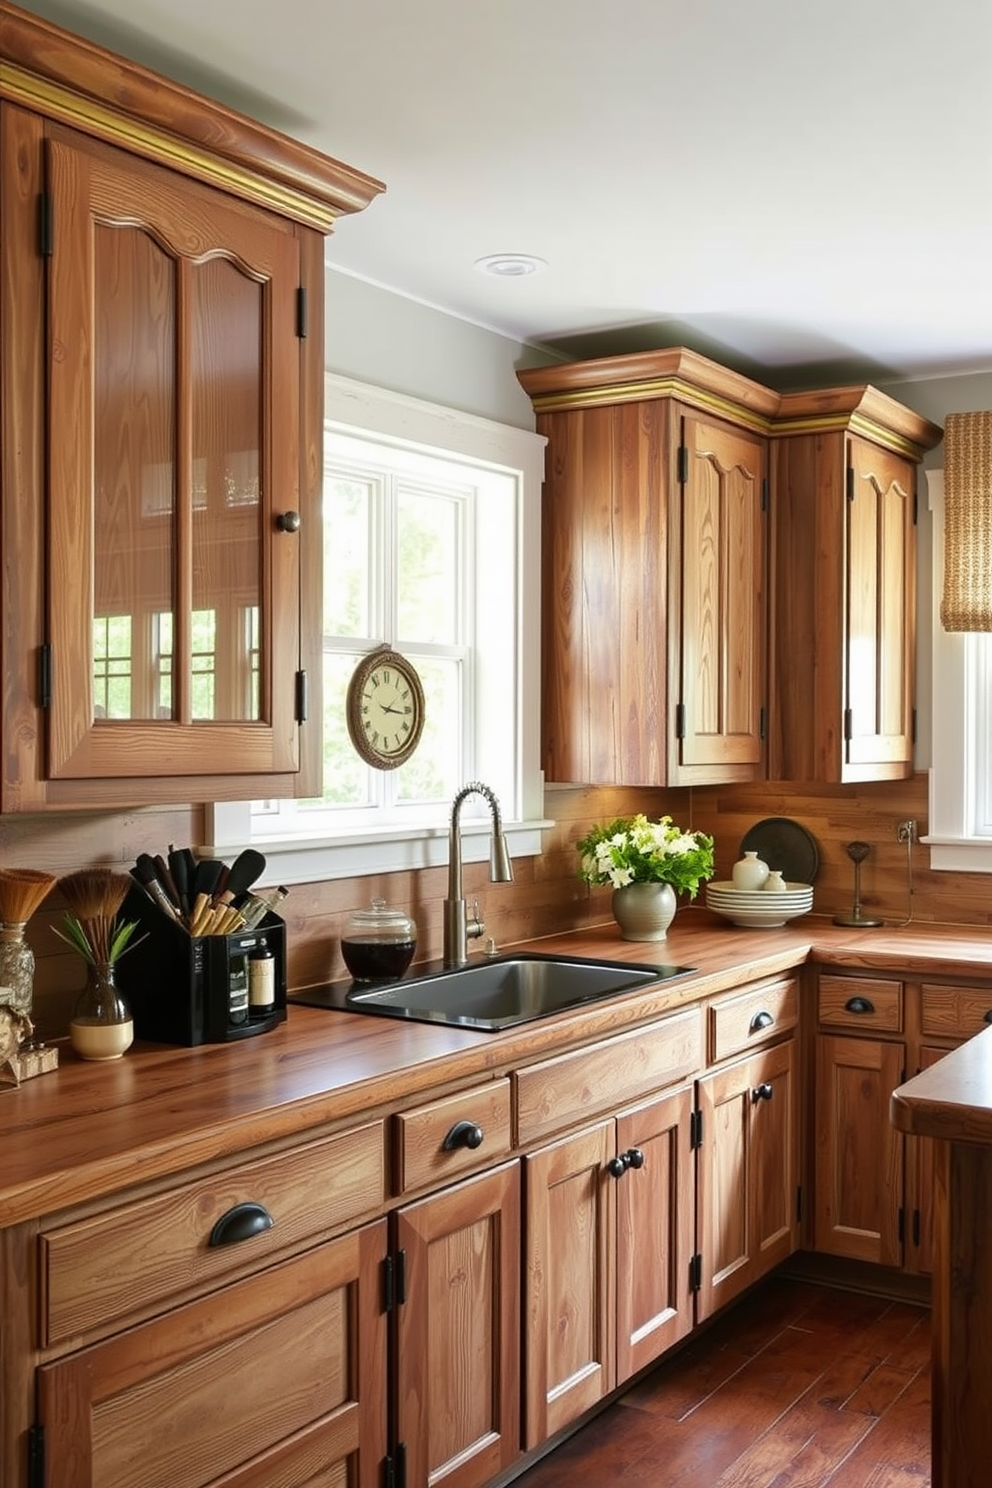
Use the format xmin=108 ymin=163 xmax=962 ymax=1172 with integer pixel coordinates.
xmin=576 ymin=814 xmax=715 ymax=941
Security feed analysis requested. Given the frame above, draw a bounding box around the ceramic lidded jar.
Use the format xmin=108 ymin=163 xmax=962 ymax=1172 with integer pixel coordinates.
xmin=731 ymin=850 xmax=769 ymax=890
xmin=341 ymin=898 xmax=417 ymax=982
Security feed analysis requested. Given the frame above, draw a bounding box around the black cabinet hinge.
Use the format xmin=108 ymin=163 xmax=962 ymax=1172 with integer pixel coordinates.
xmin=677 ymin=445 xmax=689 ymax=485
xmin=796 ymin=1185 xmax=803 ymax=1224
xmin=913 ymin=485 xmax=918 ymax=526
xmin=296 ymin=285 xmax=308 ymax=339
xmin=690 ymin=1108 xmax=703 ymax=1149
xmin=761 ymin=475 xmax=769 ymax=513
xmin=28 ymin=1423 xmax=45 ymax=1488
xmin=846 ymin=465 xmax=855 ymax=502
xmin=689 ymin=1253 xmax=702 ymax=1293
xmin=898 ymin=1207 xmax=905 ymax=1244
xmin=759 ymin=705 xmax=766 ymax=741
xmin=295 ymin=669 xmax=308 ymax=724
xmin=675 ymin=702 xmax=686 ymax=741
xmin=39 ymin=193 xmax=53 ymax=257
xmin=382 ymin=1249 xmax=408 ymax=1311
xmin=843 ymin=707 xmax=852 ymax=741
xmin=384 ymin=1443 xmax=407 ymax=1488
xmin=912 ymin=1208 xmax=921 ymax=1248
xmin=38 ymin=644 xmax=52 ymax=709
xmin=911 ymin=707 xmax=917 ymax=745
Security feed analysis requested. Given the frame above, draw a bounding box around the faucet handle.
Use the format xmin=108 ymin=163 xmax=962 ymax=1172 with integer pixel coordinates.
xmin=467 ymin=900 xmax=484 ymax=942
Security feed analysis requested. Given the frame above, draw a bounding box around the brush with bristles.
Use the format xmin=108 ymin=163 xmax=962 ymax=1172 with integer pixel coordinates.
xmin=56 ymin=869 xmax=142 ymax=967
xmin=0 ymin=867 xmax=57 ymax=928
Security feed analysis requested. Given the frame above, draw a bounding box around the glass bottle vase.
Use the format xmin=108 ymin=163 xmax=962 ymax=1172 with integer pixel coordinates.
xmin=0 ymin=922 xmax=35 ymax=1020
xmin=69 ymin=961 xmax=134 ymax=1061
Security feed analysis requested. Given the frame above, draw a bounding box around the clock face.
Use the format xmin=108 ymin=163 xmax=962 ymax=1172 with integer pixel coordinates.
xmin=346 ymin=647 xmax=426 ymax=769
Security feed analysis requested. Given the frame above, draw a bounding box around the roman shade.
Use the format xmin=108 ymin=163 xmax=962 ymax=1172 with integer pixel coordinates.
xmin=941 ymin=410 xmax=992 ymax=631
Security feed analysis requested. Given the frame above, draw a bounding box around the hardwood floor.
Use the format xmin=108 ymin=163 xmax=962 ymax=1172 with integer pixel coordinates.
xmin=514 ymin=1277 xmax=931 ymax=1487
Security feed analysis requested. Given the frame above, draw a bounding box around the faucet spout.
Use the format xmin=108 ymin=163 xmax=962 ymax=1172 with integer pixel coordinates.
xmin=443 ymin=782 xmax=513 ymax=967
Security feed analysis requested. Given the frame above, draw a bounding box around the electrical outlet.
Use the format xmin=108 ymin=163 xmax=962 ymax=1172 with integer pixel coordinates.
xmin=897 ymin=820 xmax=917 ymax=844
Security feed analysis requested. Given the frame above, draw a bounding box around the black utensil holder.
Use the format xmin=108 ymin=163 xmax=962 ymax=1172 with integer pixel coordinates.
xmin=118 ymin=884 xmax=287 ymax=1045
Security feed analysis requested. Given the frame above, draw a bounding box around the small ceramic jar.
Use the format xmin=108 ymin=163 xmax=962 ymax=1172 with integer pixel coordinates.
xmin=732 ymin=850 xmax=769 ymax=890
xmin=762 ymin=869 xmax=788 ymax=893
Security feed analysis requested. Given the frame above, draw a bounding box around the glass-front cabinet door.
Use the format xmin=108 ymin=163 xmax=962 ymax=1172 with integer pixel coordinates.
xmin=45 ymin=126 xmax=302 ymax=782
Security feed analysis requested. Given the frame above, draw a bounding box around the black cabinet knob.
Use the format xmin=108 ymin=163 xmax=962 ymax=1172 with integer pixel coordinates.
xmin=442 ymin=1119 xmax=484 ymax=1151
xmin=276 ymin=510 xmax=302 ymax=532
xmin=751 ymin=1082 xmax=774 ymax=1103
xmin=608 ymin=1147 xmax=645 ymax=1178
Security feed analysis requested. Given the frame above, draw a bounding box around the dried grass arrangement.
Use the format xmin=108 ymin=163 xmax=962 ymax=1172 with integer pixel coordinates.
xmin=56 ymin=869 xmax=143 ymax=967
xmin=0 ymin=867 xmax=57 ymax=927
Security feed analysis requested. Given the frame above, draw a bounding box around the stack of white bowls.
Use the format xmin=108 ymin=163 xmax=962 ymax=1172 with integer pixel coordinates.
xmin=706 ymin=851 xmax=814 ymax=927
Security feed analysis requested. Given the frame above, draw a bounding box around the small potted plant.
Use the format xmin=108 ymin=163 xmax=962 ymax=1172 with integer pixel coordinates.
xmin=576 ymin=813 xmax=714 ymax=940
xmin=56 ymin=869 xmax=143 ymax=1060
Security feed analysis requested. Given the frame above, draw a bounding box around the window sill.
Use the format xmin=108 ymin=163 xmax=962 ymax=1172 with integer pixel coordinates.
xmin=203 ymin=816 xmax=554 ymax=887
xmin=923 ymin=836 xmax=992 ymax=874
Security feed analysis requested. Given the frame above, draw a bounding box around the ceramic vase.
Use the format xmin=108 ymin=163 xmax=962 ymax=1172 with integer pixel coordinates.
xmin=732 ymin=851 xmax=769 ymax=889
xmin=69 ymin=962 xmax=134 ymax=1061
xmin=611 ymin=881 xmax=678 ymax=941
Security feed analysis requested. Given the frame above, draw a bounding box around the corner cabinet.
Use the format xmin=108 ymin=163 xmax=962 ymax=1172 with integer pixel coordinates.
xmin=770 ymin=395 xmax=942 ymax=783
xmin=518 ymin=351 xmax=772 ymax=787
xmin=519 ymin=352 xmax=942 ymax=789
xmin=0 ymin=3 xmax=383 ymax=810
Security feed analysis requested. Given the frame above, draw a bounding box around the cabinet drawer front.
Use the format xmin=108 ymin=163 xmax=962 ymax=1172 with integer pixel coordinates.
xmin=818 ymin=976 xmax=903 ymax=1031
xmin=515 ymin=1007 xmax=701 ymax=1145
xmin=41 ymin=1120 xmax=385 ymax=1346
xmin=921 ymin=983 xmax=992 ymax=1039
xmin=708 ymin=977 xmax=798 ymax=1064
xmin=394 ymin=1079 xmax=512 ymax=1193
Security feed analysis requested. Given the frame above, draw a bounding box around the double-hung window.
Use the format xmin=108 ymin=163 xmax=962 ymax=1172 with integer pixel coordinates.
xmin=208 ymin=374 xmax=548 ymax=880
xmin=926 ymin=466 xmax=992 ymax=870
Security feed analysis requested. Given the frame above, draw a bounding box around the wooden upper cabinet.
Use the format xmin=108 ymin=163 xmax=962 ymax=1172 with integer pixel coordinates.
xmin=0 ymin=2 xmax=383 ymax=809
xmin=770 ymin=393 xmax=942 ymax=783
xmin=519 ymin=349 xmax=773 ymax=787
xmin=520 ymin=352 xmax=942 ymax=788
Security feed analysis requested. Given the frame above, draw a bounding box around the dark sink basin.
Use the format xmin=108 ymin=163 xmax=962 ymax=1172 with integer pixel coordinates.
xmin=340 ymin=952 xmax=693 ymax=1030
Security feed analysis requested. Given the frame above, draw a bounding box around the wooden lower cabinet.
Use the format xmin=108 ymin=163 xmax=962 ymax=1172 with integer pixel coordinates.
xmin=696 ymin=1038 xmax=800 ymax=1320
xmin=37 ymin=1220 xmax=387 ymax=1488
xmin=523 ymin=1083 xmax=694 ymax=1449
xmin=394 ymin=1161 xmax=521 ymax=1488
xmin=814 ymin=1033 xmax=906 ymax=1267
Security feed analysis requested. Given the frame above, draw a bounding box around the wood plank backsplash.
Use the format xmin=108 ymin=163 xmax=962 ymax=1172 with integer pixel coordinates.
xmin=4 ymin=772 xmax=985 ymax=1043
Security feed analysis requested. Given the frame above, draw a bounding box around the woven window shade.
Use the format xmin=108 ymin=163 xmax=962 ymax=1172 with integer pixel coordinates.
xmin=942 ymin=410 xmax=992 ymax=632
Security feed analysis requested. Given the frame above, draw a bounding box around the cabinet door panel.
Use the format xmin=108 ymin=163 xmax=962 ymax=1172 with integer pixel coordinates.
xmin=46 ymin=128 xmax=300 ymax=781
xmin=524 ymin=1121 xmax=615 ymax=1448
xmin=395 ymin=1162 xmax=520 ymax=1488
xmin=678 ymin=411 xmax=766 ymax=773
xmin=844 ymin=438 xmax=916 ymax=769
xmin=38 ymin=1221 xmax=387 ymax=1488
xmin=615 ymin=1085 xmax=694 ymax=1380
xmin=814 ymin=1033 xmax=905 ymax=1266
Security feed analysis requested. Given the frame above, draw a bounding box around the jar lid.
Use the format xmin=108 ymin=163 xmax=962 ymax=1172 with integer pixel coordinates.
xmin=345 ymin=897 xmax=416 ymax=941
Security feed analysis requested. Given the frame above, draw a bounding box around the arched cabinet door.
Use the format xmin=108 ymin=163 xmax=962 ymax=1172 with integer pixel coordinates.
xmin=45 ymin=125 xmax=304 ymax=790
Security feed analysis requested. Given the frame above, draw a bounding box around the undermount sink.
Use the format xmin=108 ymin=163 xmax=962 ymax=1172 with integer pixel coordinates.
xmin=342 ymin=952 xmax=694 ymax=1031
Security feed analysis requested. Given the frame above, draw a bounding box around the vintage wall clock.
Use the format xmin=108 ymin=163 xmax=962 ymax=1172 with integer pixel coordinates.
xmin=346 ymin=645 xmax=426 ymax=769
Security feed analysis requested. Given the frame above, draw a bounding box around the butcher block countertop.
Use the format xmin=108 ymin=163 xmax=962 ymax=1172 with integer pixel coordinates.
xmin=892 ymin=1024 xmax=992 ymax=1144
xmin=4 ymin=912 xmax=992 ymax=1229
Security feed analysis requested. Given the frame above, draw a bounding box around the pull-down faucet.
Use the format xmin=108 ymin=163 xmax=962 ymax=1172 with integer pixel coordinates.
xmin=443 ymin=782 xmax=514 ymax=967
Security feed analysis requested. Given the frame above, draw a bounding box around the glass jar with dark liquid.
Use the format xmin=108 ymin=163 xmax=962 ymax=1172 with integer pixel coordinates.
xmin=341 ymin=898 xmax=417 ymax=981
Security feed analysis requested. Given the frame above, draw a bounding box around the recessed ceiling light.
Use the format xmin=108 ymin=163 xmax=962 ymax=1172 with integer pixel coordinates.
xmin=474 ymin=253 xmax=547 ymax=278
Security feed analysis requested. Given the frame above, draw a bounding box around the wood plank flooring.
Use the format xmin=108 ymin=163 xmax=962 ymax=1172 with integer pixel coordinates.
xmin=513 ymin=1277 xmax=931 ymax=1487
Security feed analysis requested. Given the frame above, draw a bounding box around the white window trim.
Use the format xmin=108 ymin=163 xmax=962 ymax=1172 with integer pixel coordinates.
xmin=926 ymin=466 xmax=992 ymax=872
xmin=205 ymin=374 xmax=551 ymax=884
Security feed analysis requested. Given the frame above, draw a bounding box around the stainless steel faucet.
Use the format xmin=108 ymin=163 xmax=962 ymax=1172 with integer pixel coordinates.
xmin=443 ymin=782 xmax=514 ymax=967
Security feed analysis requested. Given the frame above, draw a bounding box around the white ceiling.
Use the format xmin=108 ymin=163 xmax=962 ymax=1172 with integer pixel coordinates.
xmin=13 ymin=0 xmax=992 ymax=388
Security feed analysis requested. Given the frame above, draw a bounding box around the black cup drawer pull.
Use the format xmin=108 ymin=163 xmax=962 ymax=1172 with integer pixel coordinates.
xmin=749 ymin=1010 xmax=774 ymax=1033
xmin=844 ymin=996 xmax=875 ymax=1015
xmin=984 ymin=1010 xmax=992 ymax=1024
xmin=751 ymin=1083 xmax=774 ymax=1103
xmin=442 ymin=1119 xmax=485 ymax=1151
xmin=208 ymin=1201 xmax=275 ymax=1248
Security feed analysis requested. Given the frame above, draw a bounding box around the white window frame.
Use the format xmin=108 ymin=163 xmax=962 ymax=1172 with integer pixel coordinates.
xmin=926 ymin=466 xmax=992 ymax=871
xmin=206 ymin=374 xmax=550 ymax=883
